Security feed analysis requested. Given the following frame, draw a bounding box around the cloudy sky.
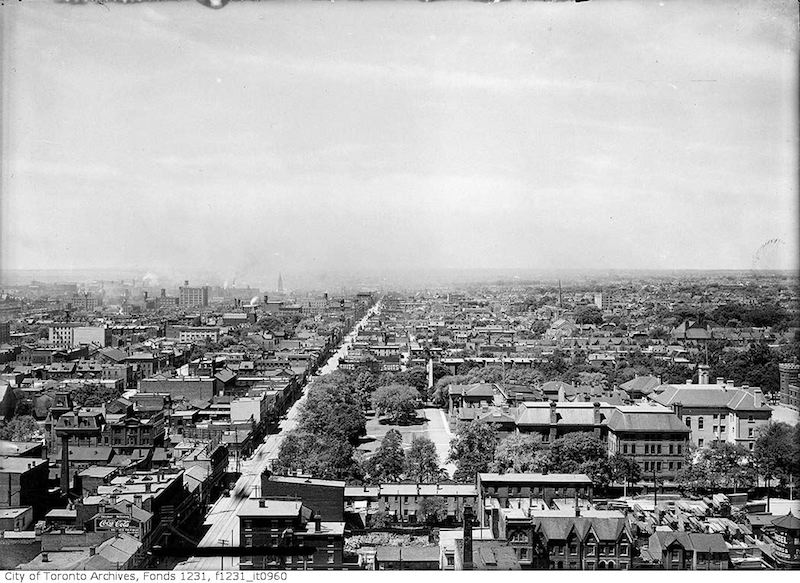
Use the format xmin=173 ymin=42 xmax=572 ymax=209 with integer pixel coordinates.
xmin=2 ymin=0 xmax=797 ymax=282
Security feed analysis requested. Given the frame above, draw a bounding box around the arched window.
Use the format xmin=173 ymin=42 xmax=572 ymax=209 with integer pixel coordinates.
xmin=607 ymin=561 xmax=616 ymax=569
xmin=598 ymin=561 xmax=606 ymax=570
xmin=557 ymin=561 xmax=564 ymax=569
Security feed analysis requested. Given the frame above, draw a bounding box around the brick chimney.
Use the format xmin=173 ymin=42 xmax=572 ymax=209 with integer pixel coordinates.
xmin=462 ymin=506 xmax=474 ymax=571
xmin=753 ymin=388 xmax=764 ymax=408
xmin=698 ymin=365 xmax=710 ymax=385
xmin=672 ymin=401 xmax=683 ymax=420
xmin=716 ymin=377 xmax=725 ymax=385
xmin=549 ymin=401 xmax=558 ymax=424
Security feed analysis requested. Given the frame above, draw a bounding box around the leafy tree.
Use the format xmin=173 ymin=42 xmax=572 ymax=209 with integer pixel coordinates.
xmin=370 ymin=510 xmax=391 ymax=528
xmin=300 ymin=381 xmax=365 ymax=444
xmin=71 ymin=383 xmax=124 ymax=407
xmin=753 ymin=422 xmax=799 ymax=486
xmin=448 ymin=422 xmax=498 ymax=483
xmin=273 ymin=430 xmax=361 ymax=481
xmin=371 ymin=384 xmax=420 ymax=424
xmin=366 ymin=429 xmax=405 ymax=483
xmin=431 ymin=375 xmax=469 ymax=408
xmin=418 ymin=496 xmax=448 ymax=525
xmin=575 ymin=305 xmax=603 ymax=325
xmin=677 ymin=441 xmax=754 ymax=493
xmin=0 ymin=416 xmax=40 ymax=441
xmin=610 ymin=454 xmax=642 ymax=489
xmin=491 ymin=433 xmax=544 ymax=474
xmin=393 ymin=367 xmax=429 ymax=397
xmin=353 ymin=371 xmax=378 ymax=410
xmin=404 ymin=436 xmax=440 ymax=482
xmin=544 ymin=433 xmax=614 ymax=487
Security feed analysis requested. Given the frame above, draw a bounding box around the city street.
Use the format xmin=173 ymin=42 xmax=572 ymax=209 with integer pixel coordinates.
xmin=175 ymin=302 xmax=381 ymax=570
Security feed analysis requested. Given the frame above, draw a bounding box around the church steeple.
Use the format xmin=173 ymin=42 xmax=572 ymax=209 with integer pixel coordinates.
xmin=277 ymin=273 xmax=284 ymax=294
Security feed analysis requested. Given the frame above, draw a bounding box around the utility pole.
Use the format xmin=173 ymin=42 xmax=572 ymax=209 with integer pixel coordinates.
xmin=653 ymin=466 xmax=658 ymax=508
xmin=218 ymin=539 xmax=228 ymax=571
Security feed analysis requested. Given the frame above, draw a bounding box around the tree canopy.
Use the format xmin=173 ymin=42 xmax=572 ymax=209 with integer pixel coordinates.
xmin=491 ymin=433 xmax=544 ymax=474
xmin=405 ymin=436 xmax=441 ymax=482
xmin=447 ymin=422 xmax=498 ymax=483
xmin=300 ymin=380 xmax=365 ymax=444
xmin=365 ymin=429 xmax=405 ymax=483
xmin=371 ymin=384 xmax=420 ymax=424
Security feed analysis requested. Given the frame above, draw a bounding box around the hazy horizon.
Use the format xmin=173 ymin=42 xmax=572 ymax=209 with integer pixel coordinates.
xmin=2 ymin=1 xmax=798 ymax=279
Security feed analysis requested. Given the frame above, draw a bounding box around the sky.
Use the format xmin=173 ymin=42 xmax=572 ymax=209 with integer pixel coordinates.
xmin=1 ymin=0 xmax=798 ymax=285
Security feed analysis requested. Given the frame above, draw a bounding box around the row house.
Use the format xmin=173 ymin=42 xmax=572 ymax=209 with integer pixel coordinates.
xmin=238 ymin=499 xmax=347 ymax=570
xmin=347 ymin=483 xmax=478 ymax=525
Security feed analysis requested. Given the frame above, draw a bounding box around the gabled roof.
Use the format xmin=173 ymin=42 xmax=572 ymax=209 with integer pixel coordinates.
xmin=772 ymin=512 xmax=800 ymax=530
xmin=448 ymin=383 xmax=496 ymax=398
xmin=652 ymin=385 xmax=771 ymax=412
xmin=620 ymin=376 xmax=662 ymax=394
xmin=534 ymin=516 xmax=630 ymax=543
xmin=651 ymin=531 xmax=729 ymax=554
xmin=606 ymin=408 xmax=690 ymax=433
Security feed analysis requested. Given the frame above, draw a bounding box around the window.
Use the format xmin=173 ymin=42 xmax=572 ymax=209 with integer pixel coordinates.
xmin=698 ymin=439 xmax=704 ymax=447
xmin=685 ymin=417 xmax=691 ymax=428
xmin=669 ymin=444 xmax=674 ymax=455
xmin=622 ymin=444 xmax=628 ymax=454
xmin=657 ymin=462 xmax=662 ymax=471
xmin=713 ymin=426 xmax=718 ymax=434
xmin=720 ymin=425 xmax=726 ymax=433
xmin=712 ymin=414 xmax=718 ymax=420
xmin=749 ymin=442 xmax=754 ymax=451
xmin=519 ymin=548 xmax=529 ymax=560
xmin=748 ymin=428 xmax=754 ymax=438
xmin=657 ymin=445 xmax=662 ymax=454
xmin=669 ymin=462 xmax=674 ymax=471
xmin=630 ymin=444 xmax=636 ymax=455
xmin=677 ymin=462 xmax=682 ymax=470
xmin=327 ymin=552 xmax=334 ymax=564
xmin=698 ymin=417 xmax=704 ymax=429
xmin=748 ymin=415 xmax=754 ymax=422
xmin=620 ymin=543 xmax=629 ymax=556
xmin=569 ymin=544 xmax=578 ymax=556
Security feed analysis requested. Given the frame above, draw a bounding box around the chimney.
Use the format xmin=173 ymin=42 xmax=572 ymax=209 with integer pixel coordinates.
xmin=314 ymin=514 xmax=322 ymax=532
xmin=549 ymin=401 xmax=558 ymax=424
xmin=685 ymin=379 xmax=692 ymax=385
xmin=698 ymin=365 xmax=710 ymax=385
xmin=593 ymin=402 xmax=602 ymax=425
xmin=145 ymin=482 xmax=151 ymax=493
xmin=726 ymin=379 xmax=735 ymax=389
xmin=462 ymin=507 xmax=474 ymax=571
xmin=716 ymin=377 xmax=725 ymax=385
xmin=574 ymin=490 xmax=580 ymax=517
xmin=161 ymin=288 xmax=166 ymax=298
xmin=753 ymin=388 xmax=764 ymax=408
xmin=184 ymin=280 xmax=189 ymax=287
xmin=89 ymin=547 xmax=96 ymax=557
xmin=672 ymin=402 xmax=683 ymax=420
xmin=258 ymin=499 xmax=266 ymax=508
xmin=41 ymin=553 xmax=49 ymax=563
xmin=134 ymin=494 xmax=142 ymax=507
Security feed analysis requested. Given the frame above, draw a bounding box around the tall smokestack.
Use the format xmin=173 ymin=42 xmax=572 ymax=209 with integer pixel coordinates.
xmin=462 ymin=506 xmax=473 ymax=571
